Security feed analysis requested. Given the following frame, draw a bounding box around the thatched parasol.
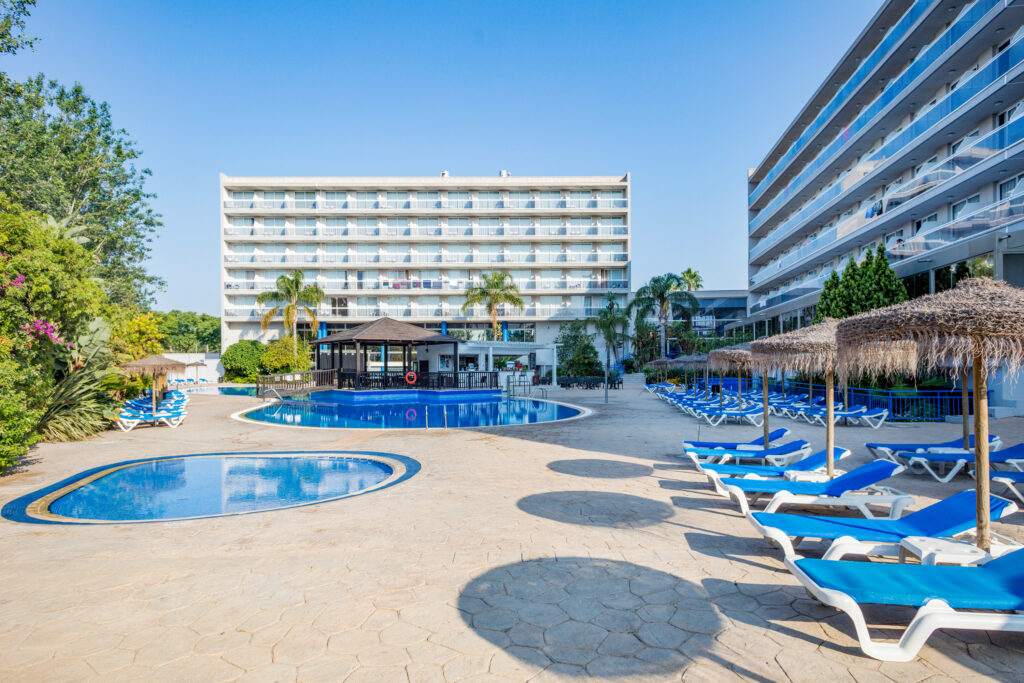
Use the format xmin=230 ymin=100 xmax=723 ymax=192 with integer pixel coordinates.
xmin=708 ymin=342 xmax=753 ymax=408
xmin=751 ymin=320 xmax=840 ymax=474
xmin=119 ymin=354 xmax=188 ymax=413
xmin=187 ymin=359 xmax=207 ymax=382
xmin=837 ymin=278 xmax=1024 ymax=551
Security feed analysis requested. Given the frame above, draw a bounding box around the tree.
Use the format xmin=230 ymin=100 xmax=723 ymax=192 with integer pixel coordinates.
xmin=109 ymin=311 xmax=165 ymax=361
xmin=462 ymin=271 xmax=525 ymax=340
xmin=0 ymin=76 xmax=164 ymax=306
xmin=554 ymin=320 xmax=601 ymax=376
xmin=587 ymin=293 xmax=629 ymax=402
xmin=868 ymin=243 xmax=909 ymax=310
xmin=221 ymin=340 xmax=265 ymax=381
xmin=813 ymin=245 xmax=908 ymax=322
xmin=628 ymin=273 xmax=697 ymax=358
xmin=679 ymin=267 xmax=704 ymax=292
xmin=630 ymin=316 xmax=659 ymax=364
xmin=0 ymin=0 xmax=35 ymax=55
xmin=260 ymin=336 xmax=312 ymax=373
xmin=257 ymin=270 xmax=325 ymax=357
xmin=158 ymin=309 xmax=220 ymax=352
xmin=813 ymin=269 xmax=843 ymax=322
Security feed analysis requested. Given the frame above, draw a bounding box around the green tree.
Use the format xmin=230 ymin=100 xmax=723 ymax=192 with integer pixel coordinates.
xmin=630 ymin=316 xmax=659 ymax=364
xmin=257 ymin=270 xmax=325 ymax=358
xmin=554 ymin=320 xmax=591 ymax=369
xmin=0 ymin=76 xmax=164 ymax=306
xmin=260 ymin=336 xmax=312 ymax=373
xmin=867 ymin=243 xmax=909 ymax=310
xmin=813 ymin=269 xmax=842 ymax=322
xmin=0 ymin=0 xmax=35 ymax=55
xmin=109 ymin=311 xmax=165 ymax=361
xmin=553 ymin=320 xmax=602 ymax=376
xmin=462 ymin=271 xmax=525 ymax=340
xmin=158 ymin=309 xmax=221 ymax=352
xmin=587 ymin=293 xmax=629 ymax=400
xmin=221 ymin=340 xmax=265 ymax=381
xmin=628 ymin=273 xmax=698 ymax=358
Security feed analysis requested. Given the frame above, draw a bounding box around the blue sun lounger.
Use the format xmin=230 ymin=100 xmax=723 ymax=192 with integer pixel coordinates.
xmin=866 ymin=434 xmax=1002 ymax=462
xmin=894 ymin=443 xmax=1024 ymax=483
xmin=976 ymin=471 xmax=1024 ymax=506
xmin=682 ymin=428 xmax=790 ymax=451
xmin=701 ymin=448 xmax=851 ymax=495
xmin=784 ymin=548 xmax=1024 ymax=661
xmin=719 ymin=460 xmax=910 ymax=517
xmin=684 ymin=440 xmax=811 ymax=468
xmin=750 ymin=491 xmax=1018 ymax=558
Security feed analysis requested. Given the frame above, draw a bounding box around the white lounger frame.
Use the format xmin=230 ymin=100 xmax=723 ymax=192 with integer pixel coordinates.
xmin=722 ymin=471 xmax=912 ymax=519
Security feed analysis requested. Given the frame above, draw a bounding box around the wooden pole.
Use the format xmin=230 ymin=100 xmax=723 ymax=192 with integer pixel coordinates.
xmin=704 ymin=366 xmax=709 ymax=400
xmin=762 ymin=370 xmax=770 ymax=447
xmin=961 ymin=366 xmax=971 ymax=450
xmin=973 ymin=349 xmax=991 ymax=552
xmin=718 ymin=371 xmax=724 ymax=407
xmin=825 ymin=363 xmax=835 ymax=477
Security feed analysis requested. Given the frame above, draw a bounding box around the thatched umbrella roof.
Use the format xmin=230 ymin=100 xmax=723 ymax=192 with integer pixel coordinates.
xmin=674 ymin=354 xmax=708 ymax=370
xmin=314 ymin=317 xmax=459 ymax=345
xmin=119 ymin=354 xmax=188 ymax=376
xmin=707 ymin=342 xmax=752 ymax=371
xmin=646 ymin=356 xmax=675 ymax=368
xmin=186 ymin=360 xmax=207 ymax=367
xmin=750 ymin=319 xmax=837 ymax=373
xmin=836 ymin=278 xmax=1024 ymax=377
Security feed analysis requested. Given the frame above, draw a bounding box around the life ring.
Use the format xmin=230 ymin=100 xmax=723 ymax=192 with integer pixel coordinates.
xmin=405 ymin=408 xmax=418 ymax=422
xmin=405 ymin=371 xmax=417 ymax=384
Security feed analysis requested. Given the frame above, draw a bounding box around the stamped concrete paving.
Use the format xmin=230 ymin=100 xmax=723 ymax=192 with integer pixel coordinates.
xmin=2 ymin=386 xmax=1024 ymax=682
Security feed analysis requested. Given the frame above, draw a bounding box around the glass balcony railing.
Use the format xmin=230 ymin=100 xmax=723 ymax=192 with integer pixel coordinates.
xmin=749 ymin=0 xmax=934 ymax=203
xmin=222 ymin=198 xmax=628 ymax=211
xmin=889 ymin=190 xmax=1024 ymax=261
xmin=224 ymin=253 xmax=628 ymax=265
xmin=748 ymin=273 xmax=827 ymax=315
xmin=750 ymin=0 xmax=1001 ymax=224
xmin=223 ymin=305 xmax=607 ymax=319
xmin=751 ymin=110 xmax=1024 ymax=263
xmin=222 ymin=225 xmax=627 ymax=238
xmin=223 ymin=278 xmax=629 ymax=292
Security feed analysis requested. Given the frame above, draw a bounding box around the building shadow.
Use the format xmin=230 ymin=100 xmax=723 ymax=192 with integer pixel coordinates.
xmin=458 ymin=556 xmax=778 ymax=680
xmin=547 ymin=459 xmax=654 ymax=479
xmin=516 ymin=491 xmax=674 ymax=529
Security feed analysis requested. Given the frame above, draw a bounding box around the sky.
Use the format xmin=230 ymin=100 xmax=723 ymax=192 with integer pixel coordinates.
xmin=5 ymin=0 xmax=884 ymax=315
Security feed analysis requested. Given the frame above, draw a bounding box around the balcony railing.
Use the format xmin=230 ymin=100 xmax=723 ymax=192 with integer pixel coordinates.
xmin=224 ymin=253 xmax=628 ymax=265
xmin=223 ymin=305 xmax=609 ymax=319
xmin=223 ymin=278 xmax=630 ymax=292
xmin=224 ymin=198 xmax=627 ymax=211
xmin=750 ymin=0 xmax=1004 ymax=226
xmin=222 ymin=225 xmax=628 ymax=238
xmin=888 ymin=190 xmax=1024 ymax=261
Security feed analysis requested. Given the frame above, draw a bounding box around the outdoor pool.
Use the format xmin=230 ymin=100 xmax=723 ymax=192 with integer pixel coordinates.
xmin=241 ymin=391 xmax=583 ymax=429
xmin=2 ymin=451 xmax=420 ymax=524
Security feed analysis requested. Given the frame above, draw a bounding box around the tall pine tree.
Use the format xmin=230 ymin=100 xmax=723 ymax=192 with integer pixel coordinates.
xmin=869 ymin=243 xmax=909 ymax=309
xmin=813 ymin=269 xmax=842 ymax=322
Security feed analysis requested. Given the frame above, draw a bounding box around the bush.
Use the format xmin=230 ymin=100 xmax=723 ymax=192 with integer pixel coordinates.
xmin=260 ymin=336 xmax=311 ymax=374
xmin=221 ymin=340 xmax=264 ymax=380
xmin=0 ymin=349 xmax=45 ymax=472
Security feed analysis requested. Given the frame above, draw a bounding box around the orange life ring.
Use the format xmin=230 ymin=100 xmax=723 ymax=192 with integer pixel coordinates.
xmin=405 ymin=371 xmax=417 ymax=384
xmin=405 ymin=408 xmax=418 ymax=422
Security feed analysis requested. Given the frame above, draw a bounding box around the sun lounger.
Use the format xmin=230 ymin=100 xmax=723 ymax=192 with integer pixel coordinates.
xmin=866 ymin=435 xmax=1002 ymax=462
xmin=695 ymin=405 xmax=763 ymax=427
xmin=896 ymin=443 xmax=1024 ymax=483
xmin=749 ymin=491 xmax=1017 ymax=559
xmin=719 ymin=460 xmax=910 ymax=517
xmin=784 ymin=548 xmax=1024 ymax=661
xmin=684 ymin=440 xmax=811 ymax=467
xmin=117 ymin=408 xmax=187 ymax=431
xmin=682 ymin=428 xmax=790 ymax=451
xmin=850 ymin=407 xmax=889 ymax=428
xmin=976 ymin=470 xmax=1024 ymax=506
xmin=701 ymin=448 xmax=851 ymax=495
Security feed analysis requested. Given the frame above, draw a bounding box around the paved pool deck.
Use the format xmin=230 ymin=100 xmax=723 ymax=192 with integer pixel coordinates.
xmin=1 ymin=387 xmax=1023 ymax=682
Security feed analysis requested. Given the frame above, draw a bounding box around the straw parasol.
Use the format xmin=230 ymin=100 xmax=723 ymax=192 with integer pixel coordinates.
xmin=837 ymin=278 xmax=1024 ymax=551
xmin=119 ymin=354 xmax=188 ymax=413
xmin=751 ymin=320 xmax=840 ymax=474
xmin=187 ymin=360 xmax=206 ymax=382
xmin=672 ymin=353 xmax=708 ymax=393
xmin=708 ymin=342 xmax=753 ymax=409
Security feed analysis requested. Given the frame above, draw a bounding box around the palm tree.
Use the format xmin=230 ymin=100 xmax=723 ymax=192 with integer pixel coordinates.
xmin=679 ymin=267 xmax=704 ymax=292
xmin=628 ymin=273 xmax=698 ymax=358
xmin=257 ymin=270 xmax=326 ymax=357
xmin=462 ymin=271 xmax=525 ymax=340
xmin=588 ymin=293 xmax=629 ymax=403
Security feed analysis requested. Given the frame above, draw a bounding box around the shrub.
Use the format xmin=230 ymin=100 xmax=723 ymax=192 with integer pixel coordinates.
xmin=221 ymin=340 xmax=265 ymax=380
xmin=260 ymin=336 xmax=311 ymax=374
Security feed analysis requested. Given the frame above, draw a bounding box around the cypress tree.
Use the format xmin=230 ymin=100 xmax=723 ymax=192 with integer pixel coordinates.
xmin=813 ymin=269 xmax=842 ymax=322
xmin=837 ymin=256 xmax=861 ymax=318
xmin=871 ymin=243 xmax=908 ymax=308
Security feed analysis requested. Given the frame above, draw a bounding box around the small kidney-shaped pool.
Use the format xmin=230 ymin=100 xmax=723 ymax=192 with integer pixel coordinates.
xmin=2 ymin=451 xmax=420 ymax=524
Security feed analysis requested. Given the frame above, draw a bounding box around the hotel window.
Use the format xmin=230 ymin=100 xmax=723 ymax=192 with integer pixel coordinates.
xmin=329 ymin=297 xmax=348 ymax=316
xmin=447 ymin=191 xmax=469 ymax=208
xmin=996 ymin=101 xmax=1023 ymax=127
xmin=356 ymin=191 xmax=377 ymax=207
xmin=232 ymin=191 xmax=253 ymax=199
xmin=949 ymin=130 xmax=979 ymax=156
xmin=232 ymin=217 xmax=254 ymax=226
xmin=601 ymin=216 xmax=625 ymax=226
xmin=356 ymin=217 xmax=378 ymax=227
xmin=325 ymin=191 xmax=346 ymax=200
xmin=264 ymin=217 xmax=286 ymax=227
xmin=478 ymin=217 xmax=500 ymax=231
xmin=386 ymin=218 xmax=409 ymax=235
xmin=570 ymin=217 xmax=591 ymax=229
xmin=325 ymin=217 xmax=347 ymax=227
xmin=478 ymin=191 xmax=500 ymax=204
xmin=418 ymin=217 xmax=439 ymax=231
xmin=601 ymin=190 xmax=625 ymax=198
xmin=1000 ymin=173 xmax=1024 ymax=200
xmin=418 ymin=191 xmax=439 ymax=200
xmin=387 ymin=191 xmax=408 ymax=199
xmin=913 ymin=213 xmax=938 ymax=235
xmin=294 ymin=191 xmax=315 ymax=205
xmin=570 ymin=190 xmax=590 ymax=198
xmin=951 ymin=194 xmax=981 ymax=220
xmin=264 ymin=191 xmax=285 ymax=200
xmin=508 ymin=190 xmax=531 ymax=199
xmin=295 ymin=217 xmax=317 ymax=227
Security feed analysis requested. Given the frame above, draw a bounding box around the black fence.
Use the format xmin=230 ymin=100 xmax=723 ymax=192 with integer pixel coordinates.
xmin=558 ymin=376 xmax=622 ymax=390
xmin=338 ymin=370 xmax=499 ymax=390
xmin=256 ymin=368 xmax=336 ymax=396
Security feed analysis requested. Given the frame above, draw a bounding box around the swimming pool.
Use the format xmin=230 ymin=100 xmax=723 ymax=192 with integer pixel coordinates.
xmin=2 ymin=451 xmax=420 ymax=524
xmin=241 ymin=391 xmax=583 ymax=429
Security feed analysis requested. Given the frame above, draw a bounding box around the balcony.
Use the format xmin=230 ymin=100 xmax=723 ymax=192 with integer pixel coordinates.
xmin=750 ymin=0 xmax=1005 ymax=228
xmin=222 ymin=225 xmax=628 ymax=240
xmin=223 ymin=278 xmax=629 ymax=293
xmin=222 ymin=305 xmax=608 ymax=321
xmin=888 ymin=190 xmax=1024 ymax=261
xmin=223 ymin=198 xmax=627 ymax=211
xmin=223 ymin=253 xmax=629 ymax=265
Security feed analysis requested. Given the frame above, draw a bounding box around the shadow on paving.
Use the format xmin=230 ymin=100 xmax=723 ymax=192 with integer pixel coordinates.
xmin=517 ymin=491 xmax=674 ymax=528
xmin=546 ymin=458 xmax=654 ymax=479
xmin=458 ymin=557 xmax=780 ymax=680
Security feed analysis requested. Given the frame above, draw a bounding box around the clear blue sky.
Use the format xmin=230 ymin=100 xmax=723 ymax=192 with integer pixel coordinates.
xmin=6 ymin=0 xmax=883 ymax=315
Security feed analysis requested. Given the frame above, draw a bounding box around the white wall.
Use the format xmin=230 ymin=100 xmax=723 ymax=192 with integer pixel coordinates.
xmin=163 ymin=353 xmax=224 ymax=382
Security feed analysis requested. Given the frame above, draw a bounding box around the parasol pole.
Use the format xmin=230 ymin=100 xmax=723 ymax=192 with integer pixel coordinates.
xmin=961 ymin=366 xmax=971 ymax=450
xmin=704 ymin=365 xmax=709 ymax=400
xmin=718 ymin=371 xmax=723 ymax=407
xmin=973 ymin=346 xmax=991 ymax=552
xmin=825 ymin=361 xmax=835 ymax=477
xmin=762 ymin=369 xmax=770 ymax=447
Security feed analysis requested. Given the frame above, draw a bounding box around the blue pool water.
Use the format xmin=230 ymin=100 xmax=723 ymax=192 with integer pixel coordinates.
xmin=48 ymin=455 xmax=394 ymax=521
xmin=244 ymin=392 xmax=580 ymax=429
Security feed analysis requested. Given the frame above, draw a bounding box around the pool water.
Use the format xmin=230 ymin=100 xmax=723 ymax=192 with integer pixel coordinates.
xmin=48 ymin=455 xmax=394 ymax=521
xmin=244 ymin=394 xmax=580 ymax=429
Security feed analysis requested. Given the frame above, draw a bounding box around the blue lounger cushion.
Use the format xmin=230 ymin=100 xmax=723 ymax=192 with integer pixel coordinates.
xmin=686 ymin=440 xmax=809 ymax=460
xmin=684 ymin=428 xmax=789 ymax=450
xmin=792 ymin=548 xmax=1024 ymax=610
xmin=898 ymin=443 xmax=1024 ymax=464
xmin=702 ymin=447 xmax=848 ymax=477
xmin=866 ymin=435 xmax=997 ymax=452
xmin=723 ymin=460 xmax=899 ymax=496
xmin=751 ymin=491 xmax=1014 ymax=543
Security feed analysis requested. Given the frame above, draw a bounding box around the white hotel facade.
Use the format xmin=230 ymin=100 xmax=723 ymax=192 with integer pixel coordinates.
xmin=219 ymin=173 xmax=630 ymax=348
xmin=744 ymin=0 xmax=1024 ymax=334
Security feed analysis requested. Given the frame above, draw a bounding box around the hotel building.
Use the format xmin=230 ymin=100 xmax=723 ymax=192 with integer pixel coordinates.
xmin=744 ymin=0 xmax=1024 ymax=334
xmin=219 ymin=173 xmax=630 ymax=348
